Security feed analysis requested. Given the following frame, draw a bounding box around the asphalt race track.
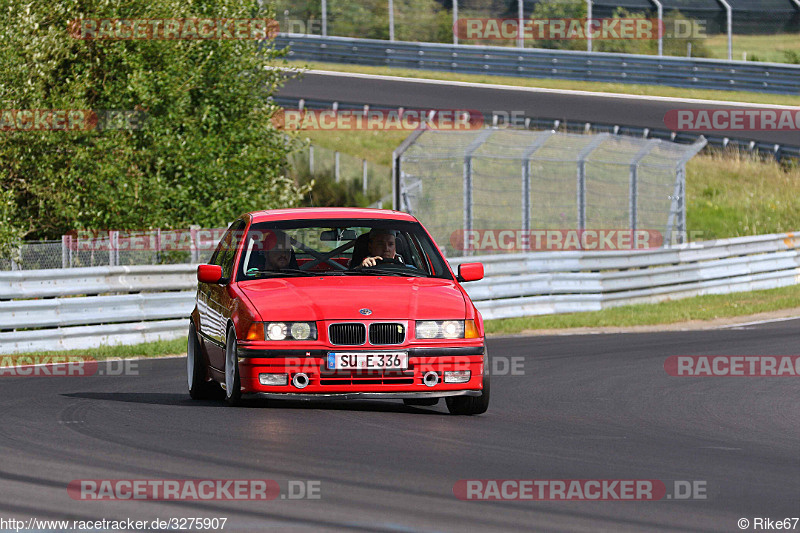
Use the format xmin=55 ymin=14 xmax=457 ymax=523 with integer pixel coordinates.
xmin=1 ymin=320 xmax=798 ymax=532
xmin=277 ymin=71 xmax=800 ymax=147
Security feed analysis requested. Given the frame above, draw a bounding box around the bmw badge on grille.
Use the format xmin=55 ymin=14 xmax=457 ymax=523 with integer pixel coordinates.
xmin=359 ymin=308 xmax=372 ymax=316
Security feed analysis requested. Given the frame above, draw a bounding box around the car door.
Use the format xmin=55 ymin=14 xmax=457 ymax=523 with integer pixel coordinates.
xmin=203 ymin=219 xmax=246 ymax=371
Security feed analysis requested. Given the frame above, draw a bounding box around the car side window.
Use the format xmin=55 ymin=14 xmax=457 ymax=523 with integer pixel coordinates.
xmin=209 ymin=219 xmax=246 ymax=279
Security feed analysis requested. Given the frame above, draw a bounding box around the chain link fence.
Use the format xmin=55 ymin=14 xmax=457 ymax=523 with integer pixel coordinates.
xmin=394 ymin=127 xmax=706 ymax=257
xmin=287 ymin=143 xmax=393 ymax=208
xmin=0 ymin=230 xmax=220 ymax=271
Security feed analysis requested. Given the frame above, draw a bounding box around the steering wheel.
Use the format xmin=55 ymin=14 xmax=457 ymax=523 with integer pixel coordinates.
xmin=354 ymin=256 xmax=405 ymax=270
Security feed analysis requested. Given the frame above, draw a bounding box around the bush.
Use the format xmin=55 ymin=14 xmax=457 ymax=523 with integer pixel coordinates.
xmin=0 ymin=0 xmax=308 ymax=255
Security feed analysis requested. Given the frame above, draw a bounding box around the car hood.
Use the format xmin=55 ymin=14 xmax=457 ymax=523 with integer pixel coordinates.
xmin=238 ymin=276 xmax=467 ymax=321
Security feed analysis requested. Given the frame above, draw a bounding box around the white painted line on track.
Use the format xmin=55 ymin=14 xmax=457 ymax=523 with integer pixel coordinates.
xmin=290 ymin=68 xmax=800 ymax=110
xmin=717 ymin=315 xmax=800 ymax=329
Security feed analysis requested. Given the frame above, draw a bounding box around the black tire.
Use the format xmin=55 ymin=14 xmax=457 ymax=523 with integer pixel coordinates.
xmin=223 ymin=325 xmax=243 ymax=407
xmin=187 ymin=321 xmax=216 ymax=400
xmin=445 ymin=373 xmax=490 ymax=415
xmin=403 ymin=398 xmax=439 ymax=407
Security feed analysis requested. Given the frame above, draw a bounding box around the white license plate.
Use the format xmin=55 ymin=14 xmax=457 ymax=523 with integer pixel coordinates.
xmin=327 ymin=352 xmax=408 ymax=370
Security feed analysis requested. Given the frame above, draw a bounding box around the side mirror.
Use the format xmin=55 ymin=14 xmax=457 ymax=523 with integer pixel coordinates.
xmin=457 ymin=262 xmax=484 ymax=282
xmin=197 ymin=264 xmax=225 ymax=284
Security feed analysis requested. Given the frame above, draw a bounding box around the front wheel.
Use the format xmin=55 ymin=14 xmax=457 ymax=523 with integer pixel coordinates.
xmin=223 ymin=325 xmax=243 ymax=407
xmin=446 ymin=373 xmax=490 ymax=415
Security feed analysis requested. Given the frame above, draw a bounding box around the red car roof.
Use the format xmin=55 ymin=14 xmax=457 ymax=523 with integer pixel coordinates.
xmin=248 ymin=207 xmax=418 ymax=223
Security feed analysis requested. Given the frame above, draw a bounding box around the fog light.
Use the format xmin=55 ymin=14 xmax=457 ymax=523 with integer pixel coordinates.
xmin=259 ymin=373 xmax=288 ymax=386
xmin=444 ymin=370 xmax=471 ymax=383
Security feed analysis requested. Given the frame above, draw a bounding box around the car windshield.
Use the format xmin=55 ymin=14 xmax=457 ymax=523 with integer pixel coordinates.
xmin=236 ymin=219 xmax=453 ymax=281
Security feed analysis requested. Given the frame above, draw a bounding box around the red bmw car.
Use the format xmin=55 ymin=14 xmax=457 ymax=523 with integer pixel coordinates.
xmin=187 ymin=208 xmax=489 ymax=415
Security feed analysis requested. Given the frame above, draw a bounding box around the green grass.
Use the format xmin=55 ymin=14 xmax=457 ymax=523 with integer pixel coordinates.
xmin=298 ymin=129 xmax=410 ymax=167
xmin=686 ymin=151 xmax=800 ymax=239
xmin=285 ymin=60 xmax=800 ymax=107
xmin=1 ymin=338 xmax=186 ymax=365
xmin=484 ymin=283 xmax=800 ymax=334
xmin=704 ymin=33 xmax=800 ymax=63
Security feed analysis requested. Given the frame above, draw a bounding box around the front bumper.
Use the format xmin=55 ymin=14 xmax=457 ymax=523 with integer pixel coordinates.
xmin=244 ymin=390 xmax=482 ymax=401
xmin=235 ymin=344 xmax=485 ymax=395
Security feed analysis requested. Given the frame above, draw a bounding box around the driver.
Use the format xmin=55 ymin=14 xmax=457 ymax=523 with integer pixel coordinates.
xmin=361 ymin=228 xmax=399 ymax=268
xmin=263 ymin=231 xmax=293 ymax=270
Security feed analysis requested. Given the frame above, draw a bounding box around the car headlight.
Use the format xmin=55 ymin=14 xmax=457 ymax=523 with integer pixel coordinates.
xmin=415 ymin=320 xmax=466 ymax=339
xmin=265 ymin=322 xmax=317 ymax=341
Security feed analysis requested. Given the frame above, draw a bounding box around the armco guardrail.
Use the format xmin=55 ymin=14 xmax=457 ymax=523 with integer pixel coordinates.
xmin=0 ymin=265 xmax=196 ymax=354
xmin=450 ymin=232 xmax=800 ymax=319
xmin=2 ymin=232 xmax=799 ymax=353
xmin=272 ymin=95 xmax=800 ymax=163
xmin=274 ymin=34 xmax=800 ymax=95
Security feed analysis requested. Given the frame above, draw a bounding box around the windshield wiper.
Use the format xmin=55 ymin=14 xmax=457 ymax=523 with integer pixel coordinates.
xmin=354 ymin=268 xmax=427 ymax=277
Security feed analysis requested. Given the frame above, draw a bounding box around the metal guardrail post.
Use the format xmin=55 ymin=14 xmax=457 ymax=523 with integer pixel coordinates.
xmin=113 ymin=231 xmax=121 ymax=266
xmin=716 ymin=0 xmax=732 ymax=61
xmin=190 ymin=226 xmax=199 ymax=264
xmin=362 ymin=159 xmax=368 ymax=195
xmin=463 ymin=130 xmax=494 ymax=240
xmin=586 ymin=0 xmax=593 ymax=53
xmin=388 ymin=0 xmax=395 ymax=41
xmin=309 ymin=145 xmax=314 ymax=174
xmin=517 ymin=0 xmax=524 ymax=49
xmin=629 ymin=140 xmax=659 ymax=232
xmin=651 ymin=0 xmax=663 ymax=56
xmin=453 ymin=0 xmax=458 ymax=45
xmin=392 ymin=128 xmax=426 ymax=211
xmin=521 ymin=131 xmax=555 ymax=233
xmin=321 ymin=0 xmax=327 ymax=37
xmin=156 ymin=228 xmax=162 ymax=264
xmin=665 ymin=137 xmax=707 ymax=244
xmin=62 ymin=235 xmax=69 ymax=269
xmin=334 ymin=151 xmax=340 ymax=182
xmin=576 ymin=134 xmax=609 ymax=231
xmin=107 ymin=231 xmax=113 ymax=267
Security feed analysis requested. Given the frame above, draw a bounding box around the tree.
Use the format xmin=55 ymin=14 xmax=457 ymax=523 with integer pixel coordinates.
xmin=0 ymin=0 xmax=307 ymax=256
xmin=528 ymin=0 xmax=587 ymax=51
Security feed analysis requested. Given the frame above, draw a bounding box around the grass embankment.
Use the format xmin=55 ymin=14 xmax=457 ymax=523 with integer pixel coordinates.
xmin=484 ymin=284 xmax=800 ymax=334
xmin=704 ymin=33 xmax=800 ymax=64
